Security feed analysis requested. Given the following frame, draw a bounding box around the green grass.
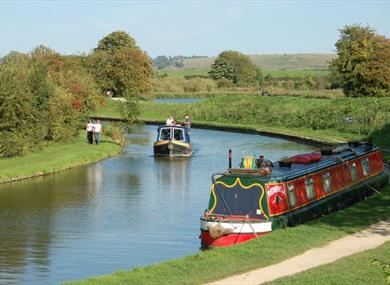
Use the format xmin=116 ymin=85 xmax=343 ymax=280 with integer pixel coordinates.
xmin=155 ymin=68 xmax=330 ymax=79
xmin=94 ymin=98 xmax=123 ymax=119
xmin=265 ymin=241 xmax=390 ymax=285
xmin=155 ymin=68 xmax=210 ymax=78
xmin=64 ymin=184 xmax=390 ymax=285
xmin=179 ymin=53 xmax=335 ymax=70
xmin=0 ymin=131 xmax=122 ymax=183
xmin=265 ymin=69 xmax=330 ymax=78
xmin=95 ymin=95 xmax=390 ymax=147
xmin=138 ymin=95 xmax=390 ymax=144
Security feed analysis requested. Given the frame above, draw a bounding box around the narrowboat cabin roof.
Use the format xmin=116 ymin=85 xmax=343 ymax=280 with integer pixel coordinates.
xmin=156 ymin=125 xmax=187 ymax=132
xmin=224 ymin=143 xmax=379 ymax=182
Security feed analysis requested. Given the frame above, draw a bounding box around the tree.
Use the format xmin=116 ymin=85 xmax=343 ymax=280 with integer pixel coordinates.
xmin=0 ymin=46 xmax=102 ymax=158
xmin=88 ymin=31 xmax=152 ymax=126
xmin=331 ymin=25 xmax=390 ymax=97
xmin=95 ymin=31 xmax=136 ymax=51
xmin=209 ymin=51 xmax=263 ymax=87
xmin=88 ymin=31 xmax=152 ymax=98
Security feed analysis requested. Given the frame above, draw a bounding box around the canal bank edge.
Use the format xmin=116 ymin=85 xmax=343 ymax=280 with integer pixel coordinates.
xmin=0 ymin=132 xmax=123 ymax=184
xmin=91 ymin=116 xmax=343 ymax=146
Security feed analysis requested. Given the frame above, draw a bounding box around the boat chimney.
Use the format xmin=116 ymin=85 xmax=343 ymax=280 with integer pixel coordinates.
xmin=229 ymin=149 xmax=232 ymax=169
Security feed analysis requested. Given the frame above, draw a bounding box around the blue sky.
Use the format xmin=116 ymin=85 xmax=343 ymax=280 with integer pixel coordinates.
xmin=1 ymin=1 xmax=389 ymax=57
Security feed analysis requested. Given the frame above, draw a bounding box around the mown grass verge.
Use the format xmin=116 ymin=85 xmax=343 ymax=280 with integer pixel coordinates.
xmin=65 ymin=184 xmax=390 ymax=285
xmin=0 ymin=131 xmax=122 ymax=183
xmin=96 ymin=95 xmax=390 ymax=159
xmin=265 ymin=241 xmax=390 ymax=285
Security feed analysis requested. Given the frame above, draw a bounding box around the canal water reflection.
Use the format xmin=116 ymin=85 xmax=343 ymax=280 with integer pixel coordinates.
xmin=0 ymin=125 xmax=315 ymax=285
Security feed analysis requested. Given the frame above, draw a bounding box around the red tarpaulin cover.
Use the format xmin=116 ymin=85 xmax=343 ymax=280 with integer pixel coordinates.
xmin=289 ymin=153 xmax=322 ymax=164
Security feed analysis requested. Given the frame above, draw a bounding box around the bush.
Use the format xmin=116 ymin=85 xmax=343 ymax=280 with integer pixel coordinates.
xmin=103 ymin=124 xmax=125 ymax=145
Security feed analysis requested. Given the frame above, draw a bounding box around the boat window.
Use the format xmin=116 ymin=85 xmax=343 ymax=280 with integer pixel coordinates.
xmin=173 ymin=128 xmax=184 ymax=141
xmin=287 ymin=184 xmax=296 ymax=207
xmin=350 ymin=162 xmax=357 ymax=181
xmin=305 ymin=177 xmax=315 ymax=200
xmin=322 ymin=172 xmax=331 ymax=193
xmin=362 ymin=158 xmax=370 ymax=176
xmin=160 ymin=128 xmax=171 ymax=140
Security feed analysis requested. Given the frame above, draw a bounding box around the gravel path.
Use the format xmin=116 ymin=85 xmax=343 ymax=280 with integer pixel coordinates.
xmin=206 ymin=220 xmax=390 ymax=285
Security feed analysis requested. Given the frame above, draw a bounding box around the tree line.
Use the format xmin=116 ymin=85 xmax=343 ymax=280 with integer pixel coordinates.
xmin=1 ymin=25 xmax=389 ymax=158
xmin=154 ymin=24 xmax=390 ymax=97
xmin=0 ymin=31 xmax=153 ymax=158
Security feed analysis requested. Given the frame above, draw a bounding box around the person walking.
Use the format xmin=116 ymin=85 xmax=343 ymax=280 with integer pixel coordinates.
xmin=93 ymin=120 xmax=102 ymax=145
xmin=86 ymin=120 xmax=94 ymax=144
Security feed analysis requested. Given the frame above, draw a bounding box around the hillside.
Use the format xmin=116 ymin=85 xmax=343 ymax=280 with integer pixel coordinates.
xmin=177 ymin=53 xmax=336 ymax=70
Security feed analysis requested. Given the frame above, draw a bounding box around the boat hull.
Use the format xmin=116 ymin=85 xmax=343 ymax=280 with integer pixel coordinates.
xmin=200 ymin=218 xmax=272 ymax=247
xmin=153 ymin=140 xmax=192 ymax=157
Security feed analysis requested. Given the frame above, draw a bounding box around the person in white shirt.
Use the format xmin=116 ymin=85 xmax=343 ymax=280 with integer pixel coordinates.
xmin=86 ymin=120 xmax=94 ymax=144
xmin=93 ymin=120 xmax=102 ymax=144
xmin=166 ymin=116 xmax=174 ymax=126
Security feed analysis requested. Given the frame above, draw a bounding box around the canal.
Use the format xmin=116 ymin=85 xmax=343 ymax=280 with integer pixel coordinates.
xmin=0 ymin=125 xmax=315 ymax=284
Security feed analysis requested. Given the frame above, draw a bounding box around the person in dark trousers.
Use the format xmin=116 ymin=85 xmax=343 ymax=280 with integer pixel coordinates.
xmin=86 ymin=120 xmax=94 ymax=144
xmin=183 ymin=115 xmax=191 ymax=142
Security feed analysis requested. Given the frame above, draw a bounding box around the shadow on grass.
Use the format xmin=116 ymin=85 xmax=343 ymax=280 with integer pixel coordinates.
xmin=369 ymin=123 xmax=390 ymax=161
xmin=309 ymin=186 xmax=390 ymax=234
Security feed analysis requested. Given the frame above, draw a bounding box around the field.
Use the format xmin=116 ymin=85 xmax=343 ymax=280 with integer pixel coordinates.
xmin=177 ymin=53 xmax=335 ymax=70
xmin=155 ymin=67 xmax=330 ymax=79
xmin=155 ymin=68 xmax=209 ymax=78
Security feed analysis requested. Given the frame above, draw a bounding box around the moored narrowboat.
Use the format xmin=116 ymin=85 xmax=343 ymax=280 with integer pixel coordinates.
xmin=200 ymin=143 xmax=389 ymax=247
xmin=154 ymin=125 xmax=192 ymax=157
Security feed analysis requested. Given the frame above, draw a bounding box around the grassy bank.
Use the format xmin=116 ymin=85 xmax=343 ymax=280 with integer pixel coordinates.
xmin=139 ymin=95 xmax=390 ymax=146
xmin=0 ymin=131 xmax=122 ymax=183
xmin=96 ymin=95 xmax=390 ymax=158
xmin=65 ymin=184 xmax=390 ymax=285
xmin=265 ymin=241 xmax=390 ymax=285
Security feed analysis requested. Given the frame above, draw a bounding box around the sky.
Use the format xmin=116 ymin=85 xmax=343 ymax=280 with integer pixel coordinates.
xmin=1 ymin=1 xmax=390 ymax=58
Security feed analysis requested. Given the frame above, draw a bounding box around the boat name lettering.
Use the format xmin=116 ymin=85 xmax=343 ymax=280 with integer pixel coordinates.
xmin=266 ymin=184 xmax=285 ymax=197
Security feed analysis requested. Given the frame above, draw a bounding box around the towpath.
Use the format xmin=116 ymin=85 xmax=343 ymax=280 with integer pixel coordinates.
xmin=206 ymin=219 xmax=390 ymax=285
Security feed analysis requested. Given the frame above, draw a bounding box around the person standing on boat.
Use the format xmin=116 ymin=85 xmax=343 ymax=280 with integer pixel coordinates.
xmin=256 ymin=155 xmax=265 ymax=168
xmin=86 ymin=120 xmax=94 ymax=144
xmin=93 ymin=120 xmax=102 ymax=145
xmin=183 ymin=115 xmax=191 ymax=129
xmin=183 ymin=115 xmax=191 ymax=142
xmin=166 ymin=116 xmax=174 ymax=126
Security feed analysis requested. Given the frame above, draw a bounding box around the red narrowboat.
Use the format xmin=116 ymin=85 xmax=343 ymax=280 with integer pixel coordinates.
xmin=200 ymin=143 xmax=389 ymax=247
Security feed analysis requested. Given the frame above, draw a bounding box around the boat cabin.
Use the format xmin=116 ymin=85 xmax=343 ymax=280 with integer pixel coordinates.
xmin=156 ymin=125 xmax=190 ymax=143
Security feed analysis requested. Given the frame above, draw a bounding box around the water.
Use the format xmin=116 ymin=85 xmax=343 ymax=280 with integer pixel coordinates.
xmin=0 ymin=125 xmax=315 ymax=284
xmin=153 ymin=98 xmax=204 ymax=104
